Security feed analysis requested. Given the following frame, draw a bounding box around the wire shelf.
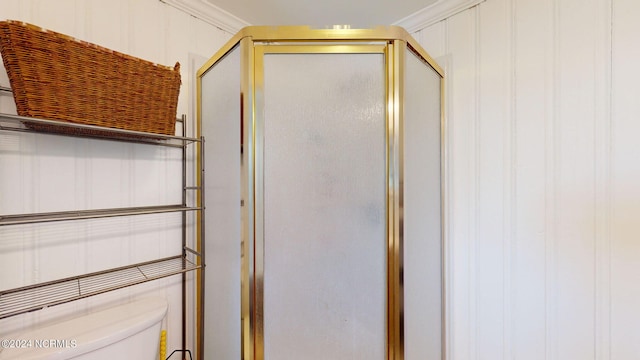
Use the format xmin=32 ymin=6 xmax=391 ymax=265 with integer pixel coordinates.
xmin=0 ymin=204 xmax=202 ymax=226
xmin=0 ymin=112 xmax=201 ymax=147
xmin=0 ymin=255 xmax=201 ymax=319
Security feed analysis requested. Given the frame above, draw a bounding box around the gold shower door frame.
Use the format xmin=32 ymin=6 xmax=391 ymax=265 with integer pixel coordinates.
xmin=196 ymin=26 xmax=445 ymax=360
xmin=249 ymin=43 xmax=394 ymax=360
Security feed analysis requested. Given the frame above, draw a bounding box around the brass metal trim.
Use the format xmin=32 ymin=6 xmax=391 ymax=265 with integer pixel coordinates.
xmin=197 ymin=31 xmax=246 ymax=78
xmin=237 ymin=25 xmax=409 ymax=41
xmin=252 ymin=44 xmax=388 ymax=360
xmin=385 ymin=41 xmax=395 ymax=360
xmin=197 ymin=26 xmax=444 ymax=79
xmin=241 ymin=37 xmax=256 ymax=360
xmin=195 ymin=65 xmax=203 ymax=360
xmin=440 ymin=75 xmax=447 ymax=360
xmin=388 ymin=39 xmax=407 ymax=360
xmin=396 ymin=39 xmax=407 ymax=360
xmin=255 ymin=44 xmax=387 ymax=54
xmin=253 ymin=44 xmax=266 ymax=360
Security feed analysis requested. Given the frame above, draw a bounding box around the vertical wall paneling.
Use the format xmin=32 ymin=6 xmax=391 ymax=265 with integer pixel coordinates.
xmin=476 ymin=0 xmax=511 ymax=357
xmin=505 ymin=0 xmax=516 ymax=357
xmin=511 ymin=0 xmax=554 ymax=358
xmin=472 ymin=11 xmax=481 ymax=357
xmin=545 ymin=0 xmax=560 ymax=357
xmin=594 ymin=0 xmax=612 ymax=359
xmin=31 ymin=0 xmax=81 ymax=36
xmin=611 ymin=0 xmax=640 ymax=358
xmin=167 ymin=9 xmax=193 ymax=120
xmin=128 ymin=0 xmax=162 ymax=63
xmin=421 ymin=22 xmax=446 ymax=58
xmin=415 ymin=0 xmax=623 ymax=358
xmin=555 ymin=0 xmax=597 ymax=357
xmin=85 ymin=1 xmax=122 ymax=52
xmin=444 ymin=8 xmax=478 ymax=359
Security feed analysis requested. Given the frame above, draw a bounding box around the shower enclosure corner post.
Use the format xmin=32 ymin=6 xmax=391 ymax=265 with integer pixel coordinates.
xmin=240 ymin=35 xmax=256 ymax=360
xmin=198 ymin=134 xmax=206 ymax=360
xmin=440 ymin=72 xmax=447 ymax=360
xmin=195 ymin=72 xmax=202 ymax=360
xmin=388 ymin=38 xmax=408 ymax=360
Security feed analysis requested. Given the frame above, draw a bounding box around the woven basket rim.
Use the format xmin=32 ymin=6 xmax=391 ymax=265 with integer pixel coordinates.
xmin=0 ymin=20 xmax=179 ymax=72
xmin=0 ymin=19 xmax=181 ymax=136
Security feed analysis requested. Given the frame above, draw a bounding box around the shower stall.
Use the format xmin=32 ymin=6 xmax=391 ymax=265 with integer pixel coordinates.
xmin=197 ymin=26 xmax=444 ymax=360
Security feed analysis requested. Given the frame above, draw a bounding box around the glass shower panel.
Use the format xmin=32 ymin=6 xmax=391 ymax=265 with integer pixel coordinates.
xmin=262 ymin=52 xmax=387 ymax=360
xmin=403 ymin=49 xmax=443 ymax=360
xmin=200 ymin=46 xmax=241 ymax=360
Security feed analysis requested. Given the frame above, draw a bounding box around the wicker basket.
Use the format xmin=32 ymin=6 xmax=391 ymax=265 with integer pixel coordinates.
xmin=0 ymin=20 xmax=180 ymax=136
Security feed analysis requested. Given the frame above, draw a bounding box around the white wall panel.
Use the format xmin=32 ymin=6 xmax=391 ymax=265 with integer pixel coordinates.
xmin=555 ymin=0 xmax=597 ymax=358
xmin=31 ymin=0 xmax=83 ymax=37
xmin=611 ymin=0 xmax=640 ymax=358
xmin=445 ymin=9 xmax=478 ymax=360
xmin=128 ymin=0 xmax=164 ymax=63
xmin=85 ymin=1 xmax=125 ymax=52
xmin=414 ymin=0 xmax=623 ymax=358
xmin=420 ymin=22 xmax=446 ymax=58
xmin=512 ymin=0 xmax=554 ymax=358
xmin=593 ymin=0 xmax=612 ymax=358
xmin=476 ymin=0 xmax=511 ymax=358
xmin=0 ymin=0 xmax=232 ymax=356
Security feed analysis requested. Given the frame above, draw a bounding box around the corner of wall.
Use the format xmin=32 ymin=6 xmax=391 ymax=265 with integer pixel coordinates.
xmin=160 ymin=0 xmax=250 ymax=34
xmin=393 ymin=0 xmax=486 ymax=33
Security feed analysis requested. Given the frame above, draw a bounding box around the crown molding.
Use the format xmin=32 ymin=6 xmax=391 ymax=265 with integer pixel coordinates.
xmin=160 ymin=0 xmax=251 ymax=34
xmin=394 ymin=0 xmax=486 ymax=33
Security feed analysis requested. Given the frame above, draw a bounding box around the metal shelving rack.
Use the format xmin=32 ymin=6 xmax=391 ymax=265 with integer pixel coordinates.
xmin=0 ymin=108 xmax=205 ymax=353
xmin=0 ymin=255 xmax=199 ymax=319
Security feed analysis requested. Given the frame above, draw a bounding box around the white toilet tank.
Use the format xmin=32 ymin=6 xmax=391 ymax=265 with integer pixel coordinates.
xmin=0 ymin=297 xmax=168 ymax=360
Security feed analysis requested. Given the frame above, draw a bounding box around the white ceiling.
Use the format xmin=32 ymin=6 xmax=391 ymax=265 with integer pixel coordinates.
xmin=203 ymin=0 xmax=440 ymax=28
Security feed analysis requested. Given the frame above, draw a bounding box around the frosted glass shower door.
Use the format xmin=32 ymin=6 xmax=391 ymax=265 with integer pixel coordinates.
xmin=403 ymin=48 xmax=443 ymax=359
xmin=258 ymin=48 xmax=387 ymax=360
xmin=200 ymin=46 xmax=242 ymax=360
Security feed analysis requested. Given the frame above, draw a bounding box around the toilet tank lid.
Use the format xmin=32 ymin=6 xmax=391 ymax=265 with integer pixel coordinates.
xmin=0 ymin=297 xmax=168 ymax=360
